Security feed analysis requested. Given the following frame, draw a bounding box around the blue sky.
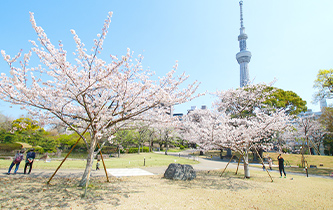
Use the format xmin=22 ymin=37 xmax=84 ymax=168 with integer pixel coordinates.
xmin=1 ymin=0 xmax=333 ymax=119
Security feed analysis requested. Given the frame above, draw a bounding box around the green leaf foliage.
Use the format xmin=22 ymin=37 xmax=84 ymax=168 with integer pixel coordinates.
xmin=263 ymin=87 xmax=307 ymax=116
xmin=11 ymin=118 xmax=43 ymax=133
xmin=313 ymin=69 xmax=333 ymax=101
xmin=319 ymin=107 xmax=333 ymax=155
xmin=323 ymin=134 xmax=333 ymax=155
xmin=320 ymin=107 xmax=333 ymax=132
xmin=57 ymin=132 xmax=90 ymax=151
xmin=0 ymin=129 xmax=18 ymax=143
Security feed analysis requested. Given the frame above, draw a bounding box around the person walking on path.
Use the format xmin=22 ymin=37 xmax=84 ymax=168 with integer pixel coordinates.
xmin=7 ymin=150 xmax=25 ymax=175
xmin=24 ymin=148 xmax=36 ymax=174
xmin=277 ymin=154 xmax=286 ymax=178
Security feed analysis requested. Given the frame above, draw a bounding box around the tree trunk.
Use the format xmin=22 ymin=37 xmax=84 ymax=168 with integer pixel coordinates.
xmin=138 ymin=144 xmax=140 ymax=154
xmin=149 ymin=138 xmax=151 ymax=152
xmin=243 ymin=150 xmax=250 ymax=178
xmin=79 ymin=136 xmax=97 ymax=187
xmin=252 ymin=149 xmax=258 ymax=162
xmin=227 ymin=148 xmax=232 ymax=157
xmin=165 ymin=140 xmax=168 ymax=155
xmin=118 ymin=145 xmax=120 ymax=158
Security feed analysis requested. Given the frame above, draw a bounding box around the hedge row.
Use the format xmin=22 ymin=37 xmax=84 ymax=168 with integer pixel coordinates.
xmin=0 ymin=143 xmax=22 ymax=152
xmin=128 ymin=147 xmax=149 ymax=153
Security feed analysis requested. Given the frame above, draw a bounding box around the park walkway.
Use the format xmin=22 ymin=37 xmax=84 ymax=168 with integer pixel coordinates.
xmin=0 ymin=154 xmax=237 ymax=179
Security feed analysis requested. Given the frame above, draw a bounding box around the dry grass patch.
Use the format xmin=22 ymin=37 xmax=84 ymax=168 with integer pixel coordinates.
xmin=0 ymin=169 xmax=332 ymax=209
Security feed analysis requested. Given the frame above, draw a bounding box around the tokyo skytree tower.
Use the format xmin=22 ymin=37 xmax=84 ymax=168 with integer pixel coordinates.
xmin=236 ymin=0 xmax=251 ymax=87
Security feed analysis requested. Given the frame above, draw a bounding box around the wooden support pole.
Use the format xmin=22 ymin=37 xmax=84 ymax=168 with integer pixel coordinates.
xmin=97 ymin=143 xmax=109 ymax=183
xmin=235 ymin=155 xmax=242 ymax=175
xmin=47 ymin=124 xmax=91 ymax=185
xmin=220 ymin=154 xmax=235 ymax=177
xmin=309 ymin=138 xmax=321 ymax=155
xmin=254 ymin=147 xmax=273 ymax=182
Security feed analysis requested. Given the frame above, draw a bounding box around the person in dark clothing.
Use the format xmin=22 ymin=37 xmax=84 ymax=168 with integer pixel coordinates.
xmin=277 ymin=154 xmax=286 ymax=178
xmin=24 ymin=148 xmax=36 ymax=174
xmin=96 ymin=159 xmax=100 ymax=170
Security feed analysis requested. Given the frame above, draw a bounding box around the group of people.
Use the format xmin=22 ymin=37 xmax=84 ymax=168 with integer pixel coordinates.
xmin=263 ymin=154 xmax=287 ymax=178
xmin=7 ymin=148 xmax=36 ymax=175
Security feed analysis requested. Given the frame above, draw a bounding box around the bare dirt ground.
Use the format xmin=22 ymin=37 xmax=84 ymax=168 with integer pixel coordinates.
xmin=0 ymin=169 xmax=332 ymax=210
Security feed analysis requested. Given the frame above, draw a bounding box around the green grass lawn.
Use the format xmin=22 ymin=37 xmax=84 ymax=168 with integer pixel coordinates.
xmin=250 ymin=165 xmax=333 ymax=177
xmin=263 ymin=152 xmax=333 ymax=168
xmin=0 ymin=153 xmax=199 ymax=169
xmin=283 ymin=166 xmax=333 ymax=176
xmin=199 ymin=150 xmax=333 ymax=177
xmin=203 ymin=150 xmax=333 ymax=168
xmin=248 ymin=152 xmax=333 ymax=177
xmin=165 ymin=148 xmax=185 ymax=153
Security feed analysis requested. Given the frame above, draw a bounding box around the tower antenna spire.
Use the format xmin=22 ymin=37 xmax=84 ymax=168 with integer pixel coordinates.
xmin=240 ymin=0 xmax=244 ymax=28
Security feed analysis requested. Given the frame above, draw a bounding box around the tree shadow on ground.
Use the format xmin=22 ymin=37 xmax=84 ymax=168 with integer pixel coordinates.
xmin=162 ymin=170 xmax=260 ymax=192
xmin=0 ymin=176 xmax=143 ymax=209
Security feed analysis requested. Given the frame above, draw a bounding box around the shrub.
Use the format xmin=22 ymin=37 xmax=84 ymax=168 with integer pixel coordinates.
xmin=34 ymin=147 xmax=44 ymax=154
xmin=180 ymin=145 xmax=185 ymax=150
xmin=101 ymin=146 xmax=117 ymax=154
xmin=282 ymin=148 xmax=290 ymax=153
xmin=128 ymin=147 xmax=149 ymax=153
xmin=0 ymin=143 xmax=22 ymax=152
xmin=128 ymin=148 xmax=138 ymax=153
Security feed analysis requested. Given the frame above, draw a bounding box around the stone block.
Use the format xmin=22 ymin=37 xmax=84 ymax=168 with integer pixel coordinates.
xmin=164 ymin=163 xmax=196 ymax=181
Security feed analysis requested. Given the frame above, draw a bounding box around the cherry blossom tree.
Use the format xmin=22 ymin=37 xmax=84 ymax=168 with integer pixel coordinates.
xmin=281 ymin=116 xmax=326 ymax=167
xmin=294 ymin=116 xmax=326 ymax=155
xmin=0 ymin=12 xmax=200 ymax=186
xmin=182 ymin=109 xmax=226 ymax=151
xmin=134 ymin=106 xmax=180 ymax=155
xmin=183 ymin=84 xmax=291 ymax=178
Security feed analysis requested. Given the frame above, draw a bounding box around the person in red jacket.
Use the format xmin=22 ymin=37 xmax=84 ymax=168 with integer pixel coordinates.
xmin=7 ymin=150 xmax=25 ymax=175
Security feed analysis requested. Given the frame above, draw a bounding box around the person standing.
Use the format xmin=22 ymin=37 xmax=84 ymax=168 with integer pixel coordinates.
xmin=96 ymin=159 xmax=100 ymax=170
xmin=277 ymin=154 xmax=286 ymax=178
xmin=7 ymin=150 xmax=25 ymax=175
xmin=24 ymin=148 xmax=36 ymax=174
xmin=268 ymin=157 xmax=273 ymax=170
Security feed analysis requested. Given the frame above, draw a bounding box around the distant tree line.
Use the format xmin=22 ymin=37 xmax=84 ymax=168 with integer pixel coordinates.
xmin=0 ymin=114 xmax=188 ymax=155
